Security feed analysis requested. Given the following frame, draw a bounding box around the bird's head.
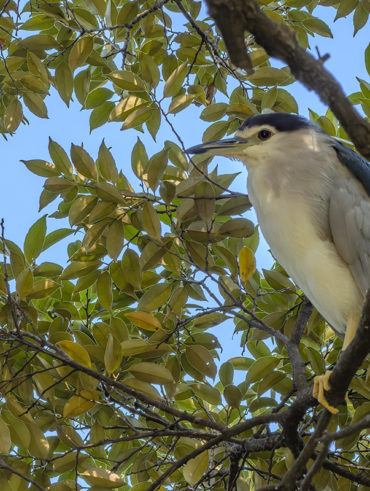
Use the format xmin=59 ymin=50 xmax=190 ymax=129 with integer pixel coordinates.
xmin=186 ymin=113 xmax=318 ymax=167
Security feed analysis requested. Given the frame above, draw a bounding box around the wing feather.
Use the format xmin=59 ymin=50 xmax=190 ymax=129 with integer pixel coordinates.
xmin=328 ymin=143 xmax=370 ymax=294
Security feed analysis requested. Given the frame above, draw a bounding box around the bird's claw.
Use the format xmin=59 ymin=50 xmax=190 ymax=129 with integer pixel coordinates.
xmin=313 ymin=370 xmax=339 ymax=414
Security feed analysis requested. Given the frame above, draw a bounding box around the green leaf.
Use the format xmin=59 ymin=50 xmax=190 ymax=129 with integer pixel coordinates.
xmin=49 ymin=138 xmax=73 ymax=175
xmin=246 ymin=356 xmax=280 ymax=384
xmin=185 ymin=345 xmax=217 ymax=379
xmin=21 ymin=159 xmax=60 ymax=177
xmin=97 ymin=270 xmax=113 ymax=311
xmin=147 ymin=149 xmax=168 ymax=190
xmin=55 ymin=62 xmax=73 ymax=106
xmin=191 ymin=382 xmax=221 ymax=405
xmin=334 ymin=0 xmax=358 ymax=20
xmin=70 ymin=143 xmax=98 ymax=180
xmin=218 ymin=218 xmax=254 ymax=238
xmin=43 ymin=228 xmax=74 ymax=251
xmin=140 ymin=52 xmax=160 ymax=88
xmin=223 ymin=385 xmax=243 ymax=407
xmin=23 ymin=92 xmax=48 ymax=118
xmin=131 ymin=137 xmax=148 ymax=179
xmin=168 ymin=93 xmax=194 ymax=114
xmin=85 ymin=87 xmax=113 ymax=109
xmin=24 ymin=215 xmax=47 ymax=263
xmin=195 ymin=181 xmax=215 ymax=225
xmin=202 ymin=121 xmax=229 ymax=143
xmin=365 ymin=42 xmax=370 ymax=76
xmin=247 ymin=67 xmax=290 ymax=86
xmin=121 ymin=249 xmax=142 ymax=290
xmin=128 ymin=362 xmax=174 ymax=384
xmin=303 ymin=17 xmax=333 ymax=37
xmin=117 ymin=1 xmax=139 ymax=24
xmin=108 ymin=70 xmax=147 ymax=92
xmin=106 ymin=220 xmax=125 ymax=260
xmin=353 ymin=3 xmax=368 ymax=35
xmin=104 ymin=334 xmax=123 ymax=374
xmin=98 ymin=139 xmax=118 ymax=182
xmin=4 ymin=98 xmax=23 ymax=132
xmin=142 ymin=202 xmax=161 ymax=240
xmin=74 ymin=68 xmax=91 ymax=105
xmin=69 ymin=36 xmax=94 ymax=71
xmin=200 ymin=102 xmax=228 ymax=122
xmin=163 ymin=62 xmax=188 ymax=98
xmin=60 ymin=260 xmax=101 ymax=280
xmin=183 ymin=450 xmax=209 ymax=486
xmin=137 ymin=282 xmax=172 ymax=311
xmin=90 ymin=101 xmax=115 ymax=131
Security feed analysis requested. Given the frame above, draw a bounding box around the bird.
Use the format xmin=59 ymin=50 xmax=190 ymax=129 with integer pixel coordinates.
xmin=186 ymin=112 xmax=370 ymax=413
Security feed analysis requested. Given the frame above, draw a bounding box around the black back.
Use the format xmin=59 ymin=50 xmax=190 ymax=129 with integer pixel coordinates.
xmin=331 ymin=140 xmax=370 ymax=197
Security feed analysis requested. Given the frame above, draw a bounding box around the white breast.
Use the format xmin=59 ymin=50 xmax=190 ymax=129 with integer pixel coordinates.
xmin=247 ymin=167 xmax=362 ymax=335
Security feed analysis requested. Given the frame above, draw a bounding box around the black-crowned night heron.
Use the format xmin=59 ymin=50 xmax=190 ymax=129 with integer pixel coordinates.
xmin=187 ymin=113 xmax=370 ymax=413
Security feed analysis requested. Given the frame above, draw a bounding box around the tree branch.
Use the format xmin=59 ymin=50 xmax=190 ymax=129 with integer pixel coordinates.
xmin=326 ymin=290 xmax=370 ymax=408
xmin=204 ymin=0 xmax=370 ymax=160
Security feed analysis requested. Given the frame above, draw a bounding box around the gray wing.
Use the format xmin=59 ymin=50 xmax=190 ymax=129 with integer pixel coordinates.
xmin=328 ymin=141 xmax=370 ymax=294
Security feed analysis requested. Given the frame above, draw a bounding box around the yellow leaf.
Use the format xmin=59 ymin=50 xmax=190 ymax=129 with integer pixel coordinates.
xmin=124 ymin=311 xmax=163 ymax=331
xmin=80 ymin=467 xmax=125 ymax=488
xmin=238 ymin=246 xmax=256 ymax=283
xmin=63 ymin=390 xmax=99 ymax=418
xmin=57 ymin=340 xmax=92 ymax=368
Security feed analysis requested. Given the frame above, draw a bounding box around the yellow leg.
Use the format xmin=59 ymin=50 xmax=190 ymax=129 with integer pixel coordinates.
xmin=312 ymin=311 xmax=360 ymax=414
xmin=343 ymin=312 xmax=361 ymax=350
xmin=313 ymin=371 xmax=338 ymax=414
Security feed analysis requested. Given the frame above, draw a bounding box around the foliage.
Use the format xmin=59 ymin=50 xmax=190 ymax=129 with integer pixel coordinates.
xmin=0 ymin=0 xmax=369 ymax=490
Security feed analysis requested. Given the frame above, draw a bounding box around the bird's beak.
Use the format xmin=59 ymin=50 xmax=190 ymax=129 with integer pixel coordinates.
xmin=186 ymin=137 xmax=249 ymax=157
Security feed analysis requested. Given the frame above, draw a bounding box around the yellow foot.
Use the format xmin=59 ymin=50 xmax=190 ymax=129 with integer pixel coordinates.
xmin=313 ymin=370 xmax=338 ymax=414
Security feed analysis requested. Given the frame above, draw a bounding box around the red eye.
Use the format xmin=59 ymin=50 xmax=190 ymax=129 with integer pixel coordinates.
xmin=258 ymin=129 xmax=272 ymax=140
